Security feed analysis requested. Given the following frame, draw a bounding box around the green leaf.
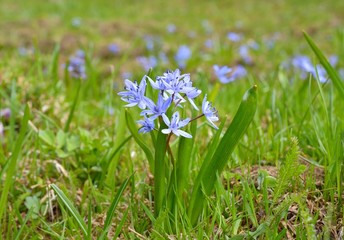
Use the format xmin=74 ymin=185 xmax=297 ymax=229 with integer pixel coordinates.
xmin=0 ymin=105 xmax=30 ymax=223
xmin=56 ymin=130 xmax=67 ymax=149
xmin=38 ymin=129 xmax=55 ymax=148
xmin=154 ymin=122 xmax=168 ymax=216
xmin=99 ymin=174 xmax=132 ymax=240
xmin=64 ymin=80 xmax=81 ymax=132
xmin=125 ymin=110 xmax=154 ymax=171
xmin=189 ymin=85 xmax=257 ymax=225
xmin=50 ymin=184 xmax=88 ymax=238
xmin=304 ymin=32 xmax=344 ymax=100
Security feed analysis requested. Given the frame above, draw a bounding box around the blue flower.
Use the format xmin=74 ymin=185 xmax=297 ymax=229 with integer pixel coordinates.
xmin=137 ymin=117 xmax=155 ymax=133
xmin=204 ymin=39 xmax=214 ymax=49
xmin=213 ymin=65 xmax=247 ymax=83
xmin=141 ymin=94 xmax=172 ymax=120
xmin=162 ymin=112 xmax=192 ymax=138
xmin=167 ymin=24 xmax=176 ymax=33
xmin=227 ymin=32 xmax=242 ymax=42
xmin=118 ymin=77 xmax=148 ymax=109
xmin=175 ymin=45 xmax=191 ymax=69
xmin=202 ymin=95 xmax=219 ymax=129
xmin=239 ymin=45 xmax=253 ymax=64
xmin=291 ymin=55 xmax=328 ymax=82
xmin=213 ymin=65 xmax=232 ymax=83
xmin=67 ymin=50 xmax=87 ymax=79
xmin=108 ymin=44 xmax=120 ymax=55
xmin=0 ymin=108 xmax=11 ymax=120
xmin=137 ymin=56 xmax=158 ymax=71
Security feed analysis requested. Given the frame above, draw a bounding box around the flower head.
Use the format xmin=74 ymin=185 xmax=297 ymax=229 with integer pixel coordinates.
xmin=141 ymin=94 xmax=172 ymax=120
xmin=213 ymin=65 xmax=247 ymax=83
xmin=118 ymin=77 xmax=148 ymax=109
xmin=67 ymin=50 xmax=86 ymax=79
xmin=175 ymin=45 xmax=191 ymax=69
xmin=202 ymin=95 xmax=219 ymax=129
xmin=137 ymin=117 xmax=155 ymax=133
xmin=108 ymin=44 xmax=120 ymax=55
xmin=137 ymin=56 xmax=158 ymax=71
xmin=162 ymin=112 xmax=192 ymax=138
xmin=227 ymin=32 xmax=242 ymax=42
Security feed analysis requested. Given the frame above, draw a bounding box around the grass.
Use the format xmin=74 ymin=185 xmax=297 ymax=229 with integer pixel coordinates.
xmin=1 ymin=0 xmax=344 ymax=239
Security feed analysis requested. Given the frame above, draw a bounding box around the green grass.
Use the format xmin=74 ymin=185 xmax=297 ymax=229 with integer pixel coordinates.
xmin=1 ymin=0 xmax=344 ymax=239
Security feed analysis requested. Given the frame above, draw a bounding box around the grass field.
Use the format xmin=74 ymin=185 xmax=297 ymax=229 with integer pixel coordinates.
xmin=1 ymin=0 xmax=344 ymax=239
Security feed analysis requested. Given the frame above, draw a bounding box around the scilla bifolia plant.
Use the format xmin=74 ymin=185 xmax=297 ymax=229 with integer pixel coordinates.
xmin=118 ymin=69 xmax=257 ymax=226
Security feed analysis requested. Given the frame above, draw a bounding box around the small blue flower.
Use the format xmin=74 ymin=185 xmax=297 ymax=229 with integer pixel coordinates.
xmin=202 ymin=95 xmax=219 ymax=129
xmin=213 ymin=65 xmax=232 ymax=83
xmin=67 ymin=50 xmax=87 ymax=79
xmin=204 ymin=39 xmax=214 ymax=49
xmin=239 ymin=45 xmax=253 ymax=64
xmin=137 ymin=56 xmax=158 ymax=71
xmin=227 ymin=32 xmax=242 ymax=42
xmin=141 ymin=94 xmax=172 ymax=120
xmin=162 ymin=112 xmax=192 ymax=138
xmin=118 ymin=77 xmax=148 ymax=109
xmin=108 ymin=44 xmax=120 ymax=55
xmin=167 ymin=24 xmax=176 ymax=33
xmin=213 ymin=65 xmax=247 ymax=84
xmin=137 ymin=117 xmax=155 ymax=133
xmin=230 ymin=65 xmax=247 ymax=81
xmin=0 ymin=108 xmax=11 ymax=120
xmin=175 ymin=45 xmax=191 ymax=69
xmin=144 ymin=36 xmax=155 ymax=51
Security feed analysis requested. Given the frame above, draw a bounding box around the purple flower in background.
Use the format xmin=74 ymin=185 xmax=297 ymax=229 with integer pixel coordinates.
xmin=67 ymin=50 xmax=87 ymax=79
xmin=204 ymin=39 xmax=214 ymax=49
xmin=292 ymin=55 xmax=313 ymax=73
xmin=167 ymin=24 xmax=176 ymax=33
xmin=175 ymin=45 xmax=191 ymax=68
xmin=239 ymin=45 xmax=253 ymax=64
xmin=0 ymin=122 xmax=3 ymax=136
xmin=202 ymin=95 xmax=219 ymax=129
xmin=137 ymin=56 xmax=158 ymax=71
xmin=118 ymin=77 xmax=148 ymax=109
xmin=137 ymin=117 xmax=155 ymax=133
xmin=213 ymin=65 xmax=247 ymax=83
xmin=159 ymin=51 xmax=169 ymax=65
xmin=162 ymin=112 xmax=192 ymax=138
xmin=71 ymin=17 xmax=81 ymax=27
xmin=141 ymin=94 xmax=172 ymax=120
xmin=291 ymin=55 xmax=329 ymax=82
xmin=227 ymin=32 xmax=242 ymax=42
xmin=108 ymin=44 xmax=120 ymax=55
xmin=213 ymin=65 xmax=232 ymax=83
xmin=0 ymin=108 xmax=11 ymax=120
xmin=121 ymin=72 xmax=133 ymax=80
xmin=144 ymin=36 xmax=155 ymax=51
xmin=230 ymin=65 xmax=247 ymax=81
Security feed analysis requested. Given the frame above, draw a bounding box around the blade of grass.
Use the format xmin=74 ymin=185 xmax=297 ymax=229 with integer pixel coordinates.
xmin=0 ymin=105 xmax=30 ymax=223
xmin=154 ymin=120 xmax=168 ymax=216
xmin=99 ymin=174 xmax=132 ymax=240
xmin=304 ymin=32 xmax=344 ymax=100
xmin=189 ymin=85 xmax=257 ymax=225
xmin=50 ymin=184 xmax=88 ymax=238
xmin=125 ymin=110 xmax=154 ymax=172
xmin=64 ymin=80 xmax=81 ymax=132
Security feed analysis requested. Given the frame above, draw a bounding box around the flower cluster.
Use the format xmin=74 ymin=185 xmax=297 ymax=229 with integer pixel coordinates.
xmin=213 ymin=65 xmax=247 ymax=84
xmin=67 ymin=50 xmax=87 ymax=79
xmin=118 ymin=69 xmax=219 ymax=138
xmin=291 ymin=55 xmax=338 ymax=83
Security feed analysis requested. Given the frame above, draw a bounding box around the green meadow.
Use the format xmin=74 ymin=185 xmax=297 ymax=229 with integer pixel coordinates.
xmin=0 ymin=0 xmax=343 ymax=239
